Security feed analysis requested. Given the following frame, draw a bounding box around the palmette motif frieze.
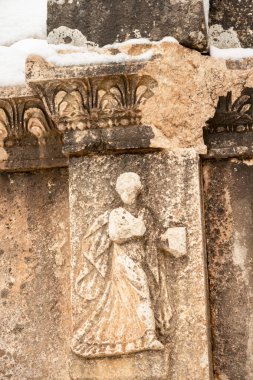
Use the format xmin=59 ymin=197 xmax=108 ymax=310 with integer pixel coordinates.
xmin=31 ymin=74 xmax=158 ymax=131
xmin=204 ymin=88 xmax=253 ymax=159
xmin=0 ymin=73 xmax=158 ymax=169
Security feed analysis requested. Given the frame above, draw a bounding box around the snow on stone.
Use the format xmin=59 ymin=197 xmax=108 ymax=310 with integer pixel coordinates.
xmin=105 ymin=36 xmax=178 ymax=49
xmin=0 ymin=0 xmax=47 ymax=46
xmin=0 ymin=46 xmax=26 ymax=86
xmin=47 ymin=50 xmax=153 ymax=67
xmin=210 ymin=46 xmax=253 ymax=60
xmin=0 ymin=39 xmax=154 ymax=87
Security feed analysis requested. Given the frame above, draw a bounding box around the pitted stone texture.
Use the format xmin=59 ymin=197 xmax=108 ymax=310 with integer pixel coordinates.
xmin=47 ymin=26 xmax=90 ymax=47
xmin=68 ymin=150 xmax=211 ymax=379
xmin=204 ymin=159 xmax=253 ymax=379
xmin=47 ymin=0 xmax=207 ymax=51
xmin=209 ymin=0 xmax=253 ymax=48
xmin=0 ymin=169 xmax=71 ymax=380
xmin=208 ymin=25 xmax=242 ymax=49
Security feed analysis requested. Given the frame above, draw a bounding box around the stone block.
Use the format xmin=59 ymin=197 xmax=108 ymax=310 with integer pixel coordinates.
xmin=209 ymin=0 xmax=253 ymax=48
xmin=47 ymin=0 xmax=208 ymax=51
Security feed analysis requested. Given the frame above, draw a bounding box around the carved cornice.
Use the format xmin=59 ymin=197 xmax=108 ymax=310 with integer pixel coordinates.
xmin=30 ymin=74 xmax=158 ymax=131
xmin=206 ymin=88 xmax=253 ymax=133
xmin=204 ymin=88 xmax=253 ymax=158
xmin=0 ymin=72 xmax=159 ymax=170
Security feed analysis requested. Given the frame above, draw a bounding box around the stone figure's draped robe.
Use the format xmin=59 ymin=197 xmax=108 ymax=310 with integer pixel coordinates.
xmin=72 ymin=208 xmax=172 ymax=358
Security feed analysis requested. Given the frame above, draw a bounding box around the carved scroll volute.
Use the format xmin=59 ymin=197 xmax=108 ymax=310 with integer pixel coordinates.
xmin=24 ymin=107 xmax=50 ymax=145
xmin=0 ymin=109 xmax=9 ymax=161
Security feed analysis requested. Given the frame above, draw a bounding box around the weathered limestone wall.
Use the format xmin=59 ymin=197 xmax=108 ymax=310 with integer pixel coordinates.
xmin=1 ymin=35 xmax=253 ymax=379
xmin=203 ymin=159 xmax=253 ymax=380
xmin=0 ymin=169 xmax=71 ymax=379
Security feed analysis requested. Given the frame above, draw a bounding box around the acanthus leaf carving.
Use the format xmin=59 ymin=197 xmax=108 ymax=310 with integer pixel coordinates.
xmin=0 ymin=96 xmax=57 ymax=141
xmin=207 ymin=88 xmax=253 ymax=133
xmin=24 ymin=107 xmax=51 ymax=143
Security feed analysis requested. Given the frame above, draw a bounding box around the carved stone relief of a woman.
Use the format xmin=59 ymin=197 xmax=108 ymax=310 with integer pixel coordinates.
xmin=72 ymin=172 xmax=172 ymax=358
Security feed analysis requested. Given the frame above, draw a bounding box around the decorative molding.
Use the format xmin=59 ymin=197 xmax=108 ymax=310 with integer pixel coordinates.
xmin=204 ymin=88 xmax=253 ymax=159
xmin=0 ymin=73 xmax=158 ymax=169
xmin=0 ymin=96 xmax=67 ymax=171
xmin=0 ymin=96 xmax=56 ymax=140
xmin=31 ymin=74 xmax=158 ymax=131
xmin=206 ymin=88 xmax=253 ymax=133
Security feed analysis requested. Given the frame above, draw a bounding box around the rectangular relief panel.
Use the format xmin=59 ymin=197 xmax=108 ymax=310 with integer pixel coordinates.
xmin=68 ymin=150 xmax=211 ymax=380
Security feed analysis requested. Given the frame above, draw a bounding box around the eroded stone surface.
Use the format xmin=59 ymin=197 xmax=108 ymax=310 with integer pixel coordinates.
xmin=47 ymin=0 xmax=207 ymax=51
xmin=47 ymin=26 xmax=90 ymax=46
xmin=209 ymin=0 xmax=253 ymax=48
xmin=0 ymin=169 xmax=71 ymax=379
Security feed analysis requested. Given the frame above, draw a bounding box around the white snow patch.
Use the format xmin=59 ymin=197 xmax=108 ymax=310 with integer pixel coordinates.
xmin=0 ymin=35 xmax=179 ymax=87
xmin=0 ymin=0 xmax=47 ymax=46
xmin=47 ymin=50 xmax=153 ymax=67
xmin=0 ymin=39 xmax=154 ymax=87
xmin=0 ymin=46 xmax=26 ymax=86
xmin=210 ymin=46 xmax=253 ymax=60
xmin=105 ymin=36 xmax=178 ymax=49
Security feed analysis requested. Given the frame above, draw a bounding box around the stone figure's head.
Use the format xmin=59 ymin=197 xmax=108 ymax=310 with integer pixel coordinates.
xmin=116 ymin=172 xmax=142 ymax=205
